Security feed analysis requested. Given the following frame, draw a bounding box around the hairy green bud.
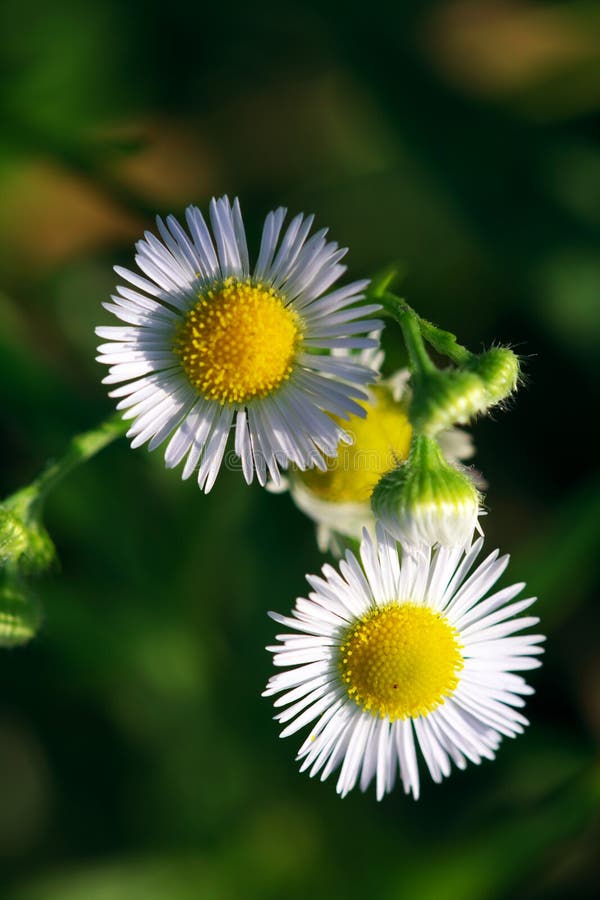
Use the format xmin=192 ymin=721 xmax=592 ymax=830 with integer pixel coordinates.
xmin=0 ymin=509 xmax=29 ymax=564
xmin=409 ymin=369 xmax=489 ymax=436
xmin=467 ymin=347 xmax=520 ymax=406
xmin=371 ymin=435 xmax=481 ymax=548
xmin=0 ymin=502 xmax=55 ymax=575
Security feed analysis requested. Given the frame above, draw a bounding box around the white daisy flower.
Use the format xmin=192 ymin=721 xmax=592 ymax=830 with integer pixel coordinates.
xmin=96 ymin=196 xmax=381 ymax=491
xmin=264 ymin=526 xmax=544 ymax=800
xmin=271 ymin=345 xmax=476 ymax=554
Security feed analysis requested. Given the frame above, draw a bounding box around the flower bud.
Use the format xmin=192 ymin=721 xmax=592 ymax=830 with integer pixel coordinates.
xmin=18 ymin=521 xmax=56 ymax=575
xmin=467 ymin=347 xmax=520 ymax=407
xmin=0 ymin=509 xmax=29 ymax=565
xmin=0 ymin=578 xmax=41 ymax=648
xmin=409 ymin=369 xmax=488 ymax=436
xmin=371 ymin=435 xmax=481 ymax=548
xmin=0 ymin=502 xmax=56 ymax=575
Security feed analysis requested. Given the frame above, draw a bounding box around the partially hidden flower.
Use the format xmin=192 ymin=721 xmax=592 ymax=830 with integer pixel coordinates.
xmin=272 ymin=349 xmax=476 ymax=555
xmin=96 ymin=196 xmax=381 ymax=492
xmin=264 ymin=526 xmax=544 ymax=800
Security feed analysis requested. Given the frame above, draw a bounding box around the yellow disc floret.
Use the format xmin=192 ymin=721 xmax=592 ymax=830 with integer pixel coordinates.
xmin=298 ymin=385 xmax=413 ymax=502
xmin=173 ymin=278 xmax=302 ymax=405
xmin=339 ymin=602 xmax=463 ymax=720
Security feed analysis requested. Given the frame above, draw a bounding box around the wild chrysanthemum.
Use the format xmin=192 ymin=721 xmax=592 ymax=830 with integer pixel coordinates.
xmin=264 ymin=526 xmax=544 ymax=800
xmin=96 ymin=197 xmax=381 ymax=491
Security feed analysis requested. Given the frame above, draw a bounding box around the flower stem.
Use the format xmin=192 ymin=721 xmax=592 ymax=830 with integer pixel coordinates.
xmin=398 ymin=308 xmax=437 ymax=376
xmin=4 ymin=413 xmax=128 ymax=521
xmin=378 ymin=293 xmax=435 ymax=376
xmin=416 ymin=317 xmax=472 ymax=366
xmin=375 ymin=288 xmax=473 ymax=367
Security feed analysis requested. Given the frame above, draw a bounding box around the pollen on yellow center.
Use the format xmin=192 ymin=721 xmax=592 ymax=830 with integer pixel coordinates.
xmin=339 ymin=602 xmax=463 ymax=721
xmin=298 ymin=385 xmax=413 ymax=503
xmin=173 ymin=278 xmax=302 ymax=405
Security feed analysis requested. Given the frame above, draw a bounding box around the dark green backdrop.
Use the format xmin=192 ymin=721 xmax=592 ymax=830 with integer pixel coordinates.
xmin=1 ymin=1 xmax=598 ymax=897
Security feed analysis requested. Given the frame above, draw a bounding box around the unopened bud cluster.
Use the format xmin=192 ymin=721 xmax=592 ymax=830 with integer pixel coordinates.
xmin=370 ymin=301 xmax=520 ymax=550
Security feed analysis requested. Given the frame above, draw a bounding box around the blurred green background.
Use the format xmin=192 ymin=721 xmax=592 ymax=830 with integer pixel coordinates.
xmin=1 ymin=0 xmax=599 ymax=897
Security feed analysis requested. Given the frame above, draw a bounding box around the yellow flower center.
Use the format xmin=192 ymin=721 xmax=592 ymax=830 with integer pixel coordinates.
xmin=173 ymin=278 xmax=302 ymax=405
xmin=339 ymin=602 xmax=463 ymax=721
xmin=298 ymin=385 xmax=412 ymax=502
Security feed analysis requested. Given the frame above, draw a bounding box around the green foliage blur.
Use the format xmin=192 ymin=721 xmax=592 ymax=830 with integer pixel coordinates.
xmin=1 ymin=0 xmax=599 ymax=897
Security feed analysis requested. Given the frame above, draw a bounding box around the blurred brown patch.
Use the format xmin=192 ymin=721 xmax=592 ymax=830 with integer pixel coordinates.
xmin=0 ymin=160 xmax=142 ymax=276
xmin=108 ymin=118 xmax=219 ymax=203
xmin=423 ymin=0 xmax=599 ymax=95
xmin=0 ymin=118 xmax=219 ymax=278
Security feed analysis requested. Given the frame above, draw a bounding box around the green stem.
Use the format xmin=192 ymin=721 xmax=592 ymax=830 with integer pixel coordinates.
xmin=4 ymin=413 xmax=127 ymax=521
xmin=399 ymin=308 xmax=436 ymax=376
xmin=378 ymin=294 xmax=435 ymax=376
xmin=374 ymin=287 xmax=473 ymax=366
xmin=417 ymin=317 xmax=472 ymax=366
xmin=408 ymin=433 xmax=445 ymax=468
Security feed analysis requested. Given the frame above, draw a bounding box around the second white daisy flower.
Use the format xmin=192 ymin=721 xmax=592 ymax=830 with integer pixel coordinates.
xmin=265 ymin=526 xmax=544 ymax=800
xmin=96 ymin=196 xmax=381 ymax=491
